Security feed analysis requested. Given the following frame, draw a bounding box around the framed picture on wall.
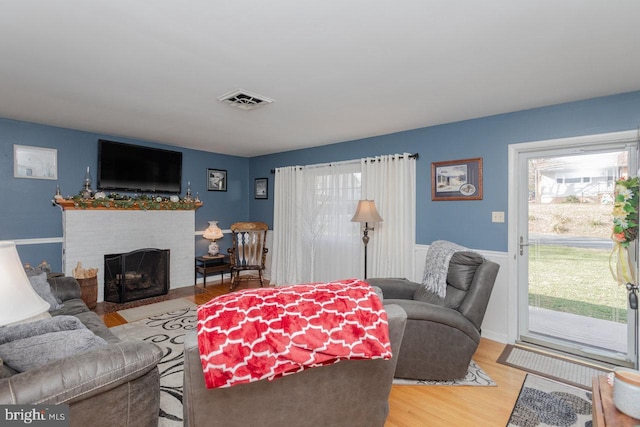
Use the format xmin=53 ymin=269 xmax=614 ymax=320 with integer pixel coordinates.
xmin=13 ymin=145 xmax=58 ymax=180
xmin=254 ymin=178 xmax=268 ymax=199
xmin=431 ymin=157 xmax=483 ymax=201
xmin=207 ymin=169 xmax=227 ymax=191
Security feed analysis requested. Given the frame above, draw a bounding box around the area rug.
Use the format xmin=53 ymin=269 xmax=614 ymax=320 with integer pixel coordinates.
xmin=392 ymin=360 xmax=496 ymax=386
xmin=117 ymin=297 xmax=196 ymax=322
xmin=498 ymin=344 xmax=609 ymax=390
xmin=507 ymin=374 xmax=592 ymax=427
xmin=110 ymin=306 xmax=197 ymax=427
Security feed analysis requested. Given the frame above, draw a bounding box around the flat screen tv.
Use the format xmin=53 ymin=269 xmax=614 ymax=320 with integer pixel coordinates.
xmin=98 ymin=139 xmax=182 ymax=194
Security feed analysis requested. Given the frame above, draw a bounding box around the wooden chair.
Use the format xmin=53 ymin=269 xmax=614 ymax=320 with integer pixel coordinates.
xmin=227 ymin=222 xmax=269 ymax=291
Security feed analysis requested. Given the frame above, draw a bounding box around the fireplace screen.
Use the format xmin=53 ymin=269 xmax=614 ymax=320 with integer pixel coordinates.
xmin=104 ymin=248 xmax=170 ymax=303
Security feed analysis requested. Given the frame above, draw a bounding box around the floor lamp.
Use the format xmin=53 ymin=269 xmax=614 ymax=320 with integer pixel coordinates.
xmin=351 ymin=200 xmax=383 ymax=279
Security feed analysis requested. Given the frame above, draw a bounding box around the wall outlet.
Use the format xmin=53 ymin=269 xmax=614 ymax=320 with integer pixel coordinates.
xmin=492 ymin=211 xmax=505 ymax=223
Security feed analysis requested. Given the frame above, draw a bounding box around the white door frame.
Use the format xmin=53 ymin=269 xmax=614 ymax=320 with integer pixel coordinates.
xmin=507 ymin=129 xmax=639 ymax=365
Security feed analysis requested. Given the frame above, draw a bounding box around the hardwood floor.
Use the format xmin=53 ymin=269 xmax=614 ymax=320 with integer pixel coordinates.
xmin=100 ymin=279 xmax=528 ymax=427
xmin=386 ymin=339 xmax=527 ymax=426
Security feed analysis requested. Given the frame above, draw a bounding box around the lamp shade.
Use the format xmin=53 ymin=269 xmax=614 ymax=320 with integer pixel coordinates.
xmin=203 ymin=221 xmax=223 ymax=240
xmin=0 ymin=241 xmax=49 ymax=327
xmin=351 ymin=200 xmax=383 ymax=223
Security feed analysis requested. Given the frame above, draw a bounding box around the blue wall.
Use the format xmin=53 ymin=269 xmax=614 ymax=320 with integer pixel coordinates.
xmin=249 ymin=91 xmax=640 ymax=251
xmin=3 ymin=90 xmax=640 ymax=269
xmin=0 ymin=118 xmax=250 ymax=271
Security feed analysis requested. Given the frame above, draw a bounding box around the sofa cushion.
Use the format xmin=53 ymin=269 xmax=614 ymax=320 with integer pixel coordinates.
xmin=0 ymin=326 xmax=107 ymax=372
xmin=0 ymin=315 xmax=85 ymax=345
xmin=412 ymin=286 xmax=444 ymax=305
xmin=441 ymin=251 xmax=485 ymax=309
xmin=28 ymin=272 xmax=63 ymax=311
xmin=413 ymin=252 xmax=484 ymax=308
xmin=368 ymin=278 xmax=419 ymax=300
xmin=49 ymin=300 xmax=121 ymax=344
xmin=0 ymin=358 xmax=17 ymax=379
xmin=27 ymin=269 xmax=64 ymax=304
xmin=74 ymin=311 xmax=122 ymax=344
xmin=51 ymin=298 xmax=93 ymax=317
xmin=47 ymin=276 xmax=81 ymax=302
xmin=446 ymin=251 xmax=484 ymax=291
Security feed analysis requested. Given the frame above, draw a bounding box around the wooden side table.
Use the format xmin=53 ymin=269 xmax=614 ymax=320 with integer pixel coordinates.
xmin=195 ymin=255 xmax=230 ymax=287
xmin=592 ymin=375 xmax=640 ymax=426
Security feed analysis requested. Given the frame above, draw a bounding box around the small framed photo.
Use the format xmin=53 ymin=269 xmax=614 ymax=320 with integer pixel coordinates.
xmin=207 ymin=169 xmax=227 ymax=191
xmin=14 ymin=145 xmax=58 ymax=180
xmin=254 ymin=178 xmax=268 ymax=199
xmin=431 ymin=157 xmax=483 ymax=201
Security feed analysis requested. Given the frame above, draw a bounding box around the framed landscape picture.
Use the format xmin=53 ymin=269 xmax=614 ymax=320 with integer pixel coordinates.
xmin=207 ymin=169 xmax=227 ymax=191
xmin=431 ymin=157 xmax=483 ymax=201
xmin=14 ymin=145 xmax=58 ymax=180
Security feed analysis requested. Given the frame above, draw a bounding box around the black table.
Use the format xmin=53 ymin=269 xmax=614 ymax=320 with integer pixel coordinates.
xmin=195 ymin=255 xmax=230 ymax=287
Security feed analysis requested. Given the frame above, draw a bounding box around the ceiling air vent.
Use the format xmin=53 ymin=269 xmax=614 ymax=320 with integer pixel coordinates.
xmin=217 ymin=89 xmax=274 ymax=111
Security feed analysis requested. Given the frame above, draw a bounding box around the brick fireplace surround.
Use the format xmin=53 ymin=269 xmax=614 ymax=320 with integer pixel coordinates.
xmin=62 ymin=210 xmax=195 ymax=303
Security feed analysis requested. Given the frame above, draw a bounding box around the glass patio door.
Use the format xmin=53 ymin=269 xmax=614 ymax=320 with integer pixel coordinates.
xmin=515 ymin=136 xmax=638 ymax=367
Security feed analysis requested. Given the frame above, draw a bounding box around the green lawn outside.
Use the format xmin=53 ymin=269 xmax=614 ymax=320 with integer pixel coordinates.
xmin=528 ymin=244 xmax=628 ymax=323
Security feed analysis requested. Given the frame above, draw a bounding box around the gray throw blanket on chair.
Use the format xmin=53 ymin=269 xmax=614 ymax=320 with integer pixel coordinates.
xmin=421 ymin=240 xmax=467 ymax=298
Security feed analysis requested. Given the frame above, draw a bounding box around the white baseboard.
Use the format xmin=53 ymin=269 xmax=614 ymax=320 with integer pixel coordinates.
xmin=481 ymin=330 xmax=508 ymax=344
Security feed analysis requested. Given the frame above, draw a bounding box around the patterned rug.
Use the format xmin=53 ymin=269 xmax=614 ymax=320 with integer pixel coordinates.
xmin=117 ymin=298 xmax=196 ymax=322
xmin=507 ymin=374 xmax=592 ymax=427
xmin=392 ymin=360 xmax=495 ymax=386
xmin=110 ymin=306 xmax=197 ymax=427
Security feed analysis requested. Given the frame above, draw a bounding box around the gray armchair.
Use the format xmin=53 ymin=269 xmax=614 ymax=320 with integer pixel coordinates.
xmin=183 ymin=304 xmax=407 ymax=427
xmin=368 ymin=251 xmax=499 ymax=380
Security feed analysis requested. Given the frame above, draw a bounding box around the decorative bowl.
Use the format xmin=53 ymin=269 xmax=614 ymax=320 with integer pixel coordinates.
xmin=613 ymin=367 xmax=640 ymax=419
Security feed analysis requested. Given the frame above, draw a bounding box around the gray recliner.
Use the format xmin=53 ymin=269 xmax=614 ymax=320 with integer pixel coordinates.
xmin=183 ymin=304 xmax=407 ymax=427
xmin=367 ymin=251 xmax=499 ymax=380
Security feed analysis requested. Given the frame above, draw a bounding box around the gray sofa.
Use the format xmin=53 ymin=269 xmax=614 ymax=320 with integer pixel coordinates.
xmin=183 ymin=304 xmax=407 ymax=427
xmin=0 ymin=276 xmax=163 ymax=427
xmin=368 ymin=251 xmax=499 ymax=380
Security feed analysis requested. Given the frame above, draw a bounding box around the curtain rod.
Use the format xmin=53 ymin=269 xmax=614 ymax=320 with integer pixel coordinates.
xmin=270 ymin=152 xmax=419 ymax=174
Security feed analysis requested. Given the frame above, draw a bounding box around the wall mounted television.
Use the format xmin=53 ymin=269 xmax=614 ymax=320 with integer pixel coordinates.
xmin=98 ymin=139 xmax=182 ymax=194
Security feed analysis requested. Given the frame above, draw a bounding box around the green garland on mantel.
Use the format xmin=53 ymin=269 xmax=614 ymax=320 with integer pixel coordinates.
xmin=61 ymin=194 xmax=202 ymax=210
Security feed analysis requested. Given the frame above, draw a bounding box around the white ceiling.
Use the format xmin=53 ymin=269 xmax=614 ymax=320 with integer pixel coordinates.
xmin=1 ymin=1 xmax=639 ymax=157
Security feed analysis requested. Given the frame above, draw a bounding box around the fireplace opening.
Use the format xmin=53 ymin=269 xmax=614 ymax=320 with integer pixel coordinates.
xmin=104 ymin=248 xmax=170 ymax=304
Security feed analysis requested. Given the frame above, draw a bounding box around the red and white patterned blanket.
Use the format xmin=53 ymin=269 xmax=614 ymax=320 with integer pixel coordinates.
xmin=196 ymin=278 xmax=392 ymax=389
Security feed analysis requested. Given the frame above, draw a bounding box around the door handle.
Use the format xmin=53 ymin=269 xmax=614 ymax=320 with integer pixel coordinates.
xmin=519 ymin=236 xmax=529 ymax=255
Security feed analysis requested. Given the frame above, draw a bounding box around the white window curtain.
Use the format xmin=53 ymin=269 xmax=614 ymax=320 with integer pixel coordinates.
xmin=270 ymin=166 xmax=304 ymax=285
xmin=271 ymin=161 xmax=362 ymax=285
xmin=360 ymin=153 xmax=416 ymax=278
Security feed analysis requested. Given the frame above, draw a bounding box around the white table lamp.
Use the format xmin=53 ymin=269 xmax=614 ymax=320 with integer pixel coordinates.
xmin=0 ymin=241 xmax=49 ymax=326
xmin=203 ymin=221 xmax=224 ymax=256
